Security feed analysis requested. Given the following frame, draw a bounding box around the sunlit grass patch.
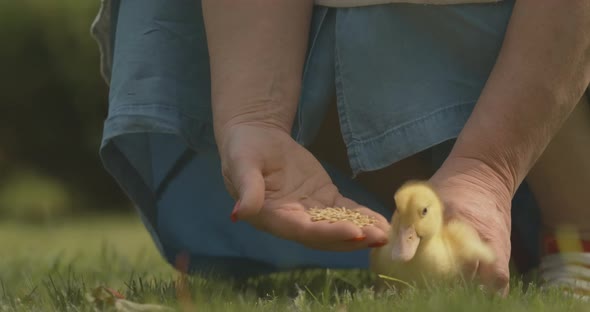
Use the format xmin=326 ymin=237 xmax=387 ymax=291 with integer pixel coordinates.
xmin=0 ymin=216 xmax=587 ymax=311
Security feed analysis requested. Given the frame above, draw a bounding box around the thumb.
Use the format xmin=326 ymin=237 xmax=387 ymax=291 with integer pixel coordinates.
xmin=229 ymin=162 xmax=265 ymax=222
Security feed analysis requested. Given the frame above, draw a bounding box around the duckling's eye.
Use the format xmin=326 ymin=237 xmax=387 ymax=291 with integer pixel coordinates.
xmin=421 ymin=207 xmax=428 ymax=216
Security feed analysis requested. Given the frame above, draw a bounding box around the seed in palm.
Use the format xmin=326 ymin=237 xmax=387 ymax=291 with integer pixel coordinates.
xmin=307 ymin=207 xmax=376 ymax=227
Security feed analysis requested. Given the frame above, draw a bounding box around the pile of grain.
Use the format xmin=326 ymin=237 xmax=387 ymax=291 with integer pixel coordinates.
xmin=308 ymin=207 xmax=376 ymax=227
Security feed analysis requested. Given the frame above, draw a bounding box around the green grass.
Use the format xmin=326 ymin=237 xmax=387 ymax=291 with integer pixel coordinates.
xmin=0 ymin=215 xmax=587 ymax=311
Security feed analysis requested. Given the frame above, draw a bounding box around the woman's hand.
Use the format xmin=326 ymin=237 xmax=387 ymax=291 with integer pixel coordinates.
xmin=430 ymin=157 xmax=513 ymax=296
xmin=219 ymin=122 xmax=390 ymax=251
xmin=203 ymin=1 xmax=388 ymax=251
xmin=427 ymin=1 xmax=590 ymax=296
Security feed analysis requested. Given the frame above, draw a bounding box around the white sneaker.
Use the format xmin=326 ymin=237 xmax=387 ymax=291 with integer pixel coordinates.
xmin=539 ymin=252 xmax=590 ymax=301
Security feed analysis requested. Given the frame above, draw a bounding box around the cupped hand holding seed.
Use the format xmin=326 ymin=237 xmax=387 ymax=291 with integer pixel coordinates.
xmin=218 ymin=124 xmax=390 ymax=251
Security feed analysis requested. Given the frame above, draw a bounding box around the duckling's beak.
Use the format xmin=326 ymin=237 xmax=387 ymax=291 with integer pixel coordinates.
xmin=390 ymin=224 xmax=420 ymax=262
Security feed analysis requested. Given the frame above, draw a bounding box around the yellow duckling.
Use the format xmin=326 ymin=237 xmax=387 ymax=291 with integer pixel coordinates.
xmin=370 ymin=180 xmax=495 ymax=290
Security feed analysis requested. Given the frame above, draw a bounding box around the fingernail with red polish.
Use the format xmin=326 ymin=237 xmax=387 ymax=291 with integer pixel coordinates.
xmin=345 ymin=235 xmax=367 ymax=242
xmin=230 ymin=200 xmax=241 ymax=223
xmin=369 ymin=241 xmax=387 ymax=248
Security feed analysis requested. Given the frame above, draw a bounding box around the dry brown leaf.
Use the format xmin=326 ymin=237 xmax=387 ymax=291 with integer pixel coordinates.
xmin=86 ymin=286 xmax=175 ymax=312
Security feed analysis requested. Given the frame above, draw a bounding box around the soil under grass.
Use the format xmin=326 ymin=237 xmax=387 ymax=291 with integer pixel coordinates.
xmin=0 ymin=215 xmax=586 ymax=311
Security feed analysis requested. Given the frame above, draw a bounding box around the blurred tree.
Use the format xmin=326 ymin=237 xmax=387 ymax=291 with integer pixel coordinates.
xmin=0 ymin=0 xmax=129 ymax=213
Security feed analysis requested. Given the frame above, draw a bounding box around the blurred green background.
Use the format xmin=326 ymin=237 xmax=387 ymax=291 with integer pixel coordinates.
xmin=0 ymin=0 xmax=130 ymax=222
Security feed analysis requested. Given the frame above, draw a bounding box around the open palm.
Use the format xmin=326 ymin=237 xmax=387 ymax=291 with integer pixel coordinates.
xmin=219 ymin=124 xmax=390 ymax=251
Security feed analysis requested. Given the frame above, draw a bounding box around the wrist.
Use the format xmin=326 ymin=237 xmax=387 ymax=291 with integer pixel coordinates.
xmin=431 ymin=155 xmax=515 ymax=215
xmin=214 ymin=116 xmax=294 ymax=156
xmin=448 ymin=148 xmax=520 ymax=196
xmin=213 ymin=101 xmax=296 ymax=146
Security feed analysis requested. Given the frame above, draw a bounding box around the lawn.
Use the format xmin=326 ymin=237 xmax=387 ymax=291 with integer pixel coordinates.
xmin=0 ymin=215 xmax=587 ymax=311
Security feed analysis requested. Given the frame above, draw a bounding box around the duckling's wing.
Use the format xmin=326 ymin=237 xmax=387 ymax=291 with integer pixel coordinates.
xmin=445 ymin=220 xmax=495 ymax=265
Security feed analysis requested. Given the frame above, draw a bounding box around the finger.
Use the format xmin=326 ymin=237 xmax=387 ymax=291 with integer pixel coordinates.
xmin=230 ymin=162 xmax=265 ymax=221
xmin=328 ymin=198 xmax=390 ymax=247
xmin=354 ymin=207 xmax=390 ymax=234
xmin=478 ymin=264 xmax=510 ymax=297
xmin=459 ymin=259 xmax=479 ymax=284
xmin=358 ymin=223 xmax=388 ymax=247
xmin=221 ymin=170 xmax=239 ymax=200
xmin=260 ymin=204 xmax=367 ymax=251
xmin=477 ymin=239 xmax=510 ymax=297
xmin=302 ymin=220 xmax=371 ymax=251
